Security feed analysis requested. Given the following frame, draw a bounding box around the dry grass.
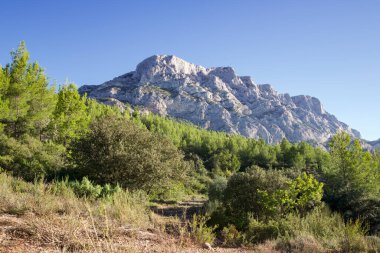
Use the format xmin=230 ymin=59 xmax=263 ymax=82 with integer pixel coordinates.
xmin=0 ymin=172 xmax=255 ymax=252
xmin=0 ymin=172 xmax=153 ymax=252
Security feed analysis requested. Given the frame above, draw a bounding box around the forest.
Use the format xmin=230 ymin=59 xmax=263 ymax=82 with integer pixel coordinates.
xmin=1 ymin=42 xmax=380 ymax=252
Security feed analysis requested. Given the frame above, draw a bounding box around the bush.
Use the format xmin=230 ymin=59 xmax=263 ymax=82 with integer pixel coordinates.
xmin=189 ymin=214 xmax=217 ymax=245
xmin=70 ymin=177 xmax=102 ymax=199
xmin=208 ymin=176 xmax=227 ymax=202
xmin=149 ymin=181 xmax=188 ymax=202
xmin=222 ymin=166 xmax=289 ymax=228
xmin=281 ymin=172 xmax=324 ymax=215
xmin=0 ymin=134 xmax=66 ymax=181
xmin=244 ymin=217 xmax=279 ymax=245
xmin=221 ymin=166 xmax=324 ymax=230
xmin=221 ymin=224 xmax=244 ymax=247
xmin=69 ymin=116 xmax=188 ymax=193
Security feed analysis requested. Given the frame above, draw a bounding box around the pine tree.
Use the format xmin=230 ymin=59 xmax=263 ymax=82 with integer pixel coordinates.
xmin=25 ymin=62 xmax=56 ymax=139
xmin=4 ymin=41 xmax=30 ymax=137
xmin=1 ymin=42 xmax=55 ymax=138
xmin=50 ymin=83 xmax=89 ymax=145
xmin=325 ymin=132 xmax=380 ymax=210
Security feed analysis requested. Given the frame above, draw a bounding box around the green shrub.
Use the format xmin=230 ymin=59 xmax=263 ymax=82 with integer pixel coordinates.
xmin=0 ymin=134 xmax=66 ymax=181
xmin=69 ymin=177 xmax=102 ymax=199
xmin=208 ymin=176 xmax=227 ymax=202
xmin=189 ymin=214 xmax=217 ymax=245
xmin=221 ymin=224 xmax=244 ymax=247
xmin=281 ymin=172 xmax=324 ymax=215
xmin=244 ymin=217 xmax=279 ymax=245
xmin=69 ymin=116 xmax=188 ymax=193
xmin=207 ymin=201 xmax=229 ymax=229
xmin=50 ymin=177 xmax=122 ymax=200
xmin=222 ymin=166 xmax=289 ymax=228
xmin=221 ymin=166 xmax=324 ymax=230
xmin=149 ymin=181 xmax=188 ymax=202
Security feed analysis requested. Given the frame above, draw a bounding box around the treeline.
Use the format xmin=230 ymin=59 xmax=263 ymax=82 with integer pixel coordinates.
xmin=140 ymin=107 xmax=380 ymax=233
xmin=1 ymin=42 xmax=380 ymax=250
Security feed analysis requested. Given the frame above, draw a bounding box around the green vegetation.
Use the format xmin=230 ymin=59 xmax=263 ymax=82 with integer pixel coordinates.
xmin=69 ymin=116 xmax=188 ymax=193
xmin=1 ymin=42 xmax=380 ymax=251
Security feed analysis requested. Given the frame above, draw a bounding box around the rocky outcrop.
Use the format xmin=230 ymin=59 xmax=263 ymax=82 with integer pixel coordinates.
xmin=79 ymin=55 xmax=362 ymax=145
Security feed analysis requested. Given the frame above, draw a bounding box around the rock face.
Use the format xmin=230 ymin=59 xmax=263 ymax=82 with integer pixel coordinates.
xmin=79 ymin=55 xmax=362 ymax=145
xmin=367 ymin=139 xmax=380 ymax=150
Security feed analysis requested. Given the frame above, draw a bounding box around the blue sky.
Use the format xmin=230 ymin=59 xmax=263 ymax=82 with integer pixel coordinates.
xmin=1 ymin=0 xmax=379 ymax=140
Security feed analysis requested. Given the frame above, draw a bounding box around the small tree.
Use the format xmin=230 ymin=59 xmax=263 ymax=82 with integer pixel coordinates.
xmin=1 ymin=42 xmax=56 ymax=138
xmin=280 ymin=172 xmax=324 ymax=214
xmin=325 ymin=132 xmax=380 ymax=211
xmin=70 ymin=115 xmax=188 ymax=193
xmin=49 ymin=84 xmax=89 ymax=145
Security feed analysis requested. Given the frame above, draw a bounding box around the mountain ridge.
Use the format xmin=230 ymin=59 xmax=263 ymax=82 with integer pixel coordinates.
xmin=79 ymin=55 xmax=367 ymax=146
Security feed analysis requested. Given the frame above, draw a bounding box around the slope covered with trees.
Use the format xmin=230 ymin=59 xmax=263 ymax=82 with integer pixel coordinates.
xmin=1 ymin=42 xmax=380 ymax=252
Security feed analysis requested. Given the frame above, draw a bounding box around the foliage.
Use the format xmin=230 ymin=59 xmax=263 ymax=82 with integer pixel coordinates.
xmin=218 ymin=167 xmax=324 ymax=232
xmin=221 ymin=224 xmax=244 ymax=247
xmin=281 ymin=172 xmax=324 ymax=214
xmin=189 ymin=214 xmax=217 ymax=245
xmin=245 ymin=217 xmax=280 ymax=244
xmin=49 ymin=83 xmax=89 ymax=145
xmin=0 ymin=42 xmax=56 ymax=139
xmin=222 ymin=166 xmax=289 ymax=228
xmin=69 ymin=115 xmax=189 ymax=192
xmin=324 ymin=132 xmax=380 ymax=230
xmin=208 ymin=176 xmax=227 ymax=202
xmin=0 ymin=134 xmax=66 ymax=181
xmin=69 ymin=177 xmax=121 ymax=199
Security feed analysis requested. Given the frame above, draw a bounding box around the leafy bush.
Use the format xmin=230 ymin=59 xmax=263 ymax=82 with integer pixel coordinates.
xmin=221 ymin=166 xmax=324 ymax=230
xmin=69 ymin=116 xmax=189 ymax=192
xmin=281 ymin=172 xmax=324 ymax=214
xmin=222 ymin=166 xmax=289 ymax=228
xmin=0 ymin=134 xmax=66 ymax=181
xmin=208 ymin=176 xmax=227 ymax=202
xmin=149 ymin=181 xmax=188 ymax=202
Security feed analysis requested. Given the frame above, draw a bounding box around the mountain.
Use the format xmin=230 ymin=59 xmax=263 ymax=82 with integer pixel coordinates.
xmin=79 ymin=55 xmax=362 ymax=145
xmin=367 ymin=139 xmax=380 ymax=150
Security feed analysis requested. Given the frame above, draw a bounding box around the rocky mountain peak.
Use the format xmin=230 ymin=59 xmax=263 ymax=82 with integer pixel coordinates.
xmin=79 ymin=55 xmax=364 ymax=146
xmin=135 ymin=55 xmax=207 ymax=82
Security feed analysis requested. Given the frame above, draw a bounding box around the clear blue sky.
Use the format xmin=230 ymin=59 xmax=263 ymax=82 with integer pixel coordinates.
xmin=1 ymin=0 xmax=379 ymax=140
